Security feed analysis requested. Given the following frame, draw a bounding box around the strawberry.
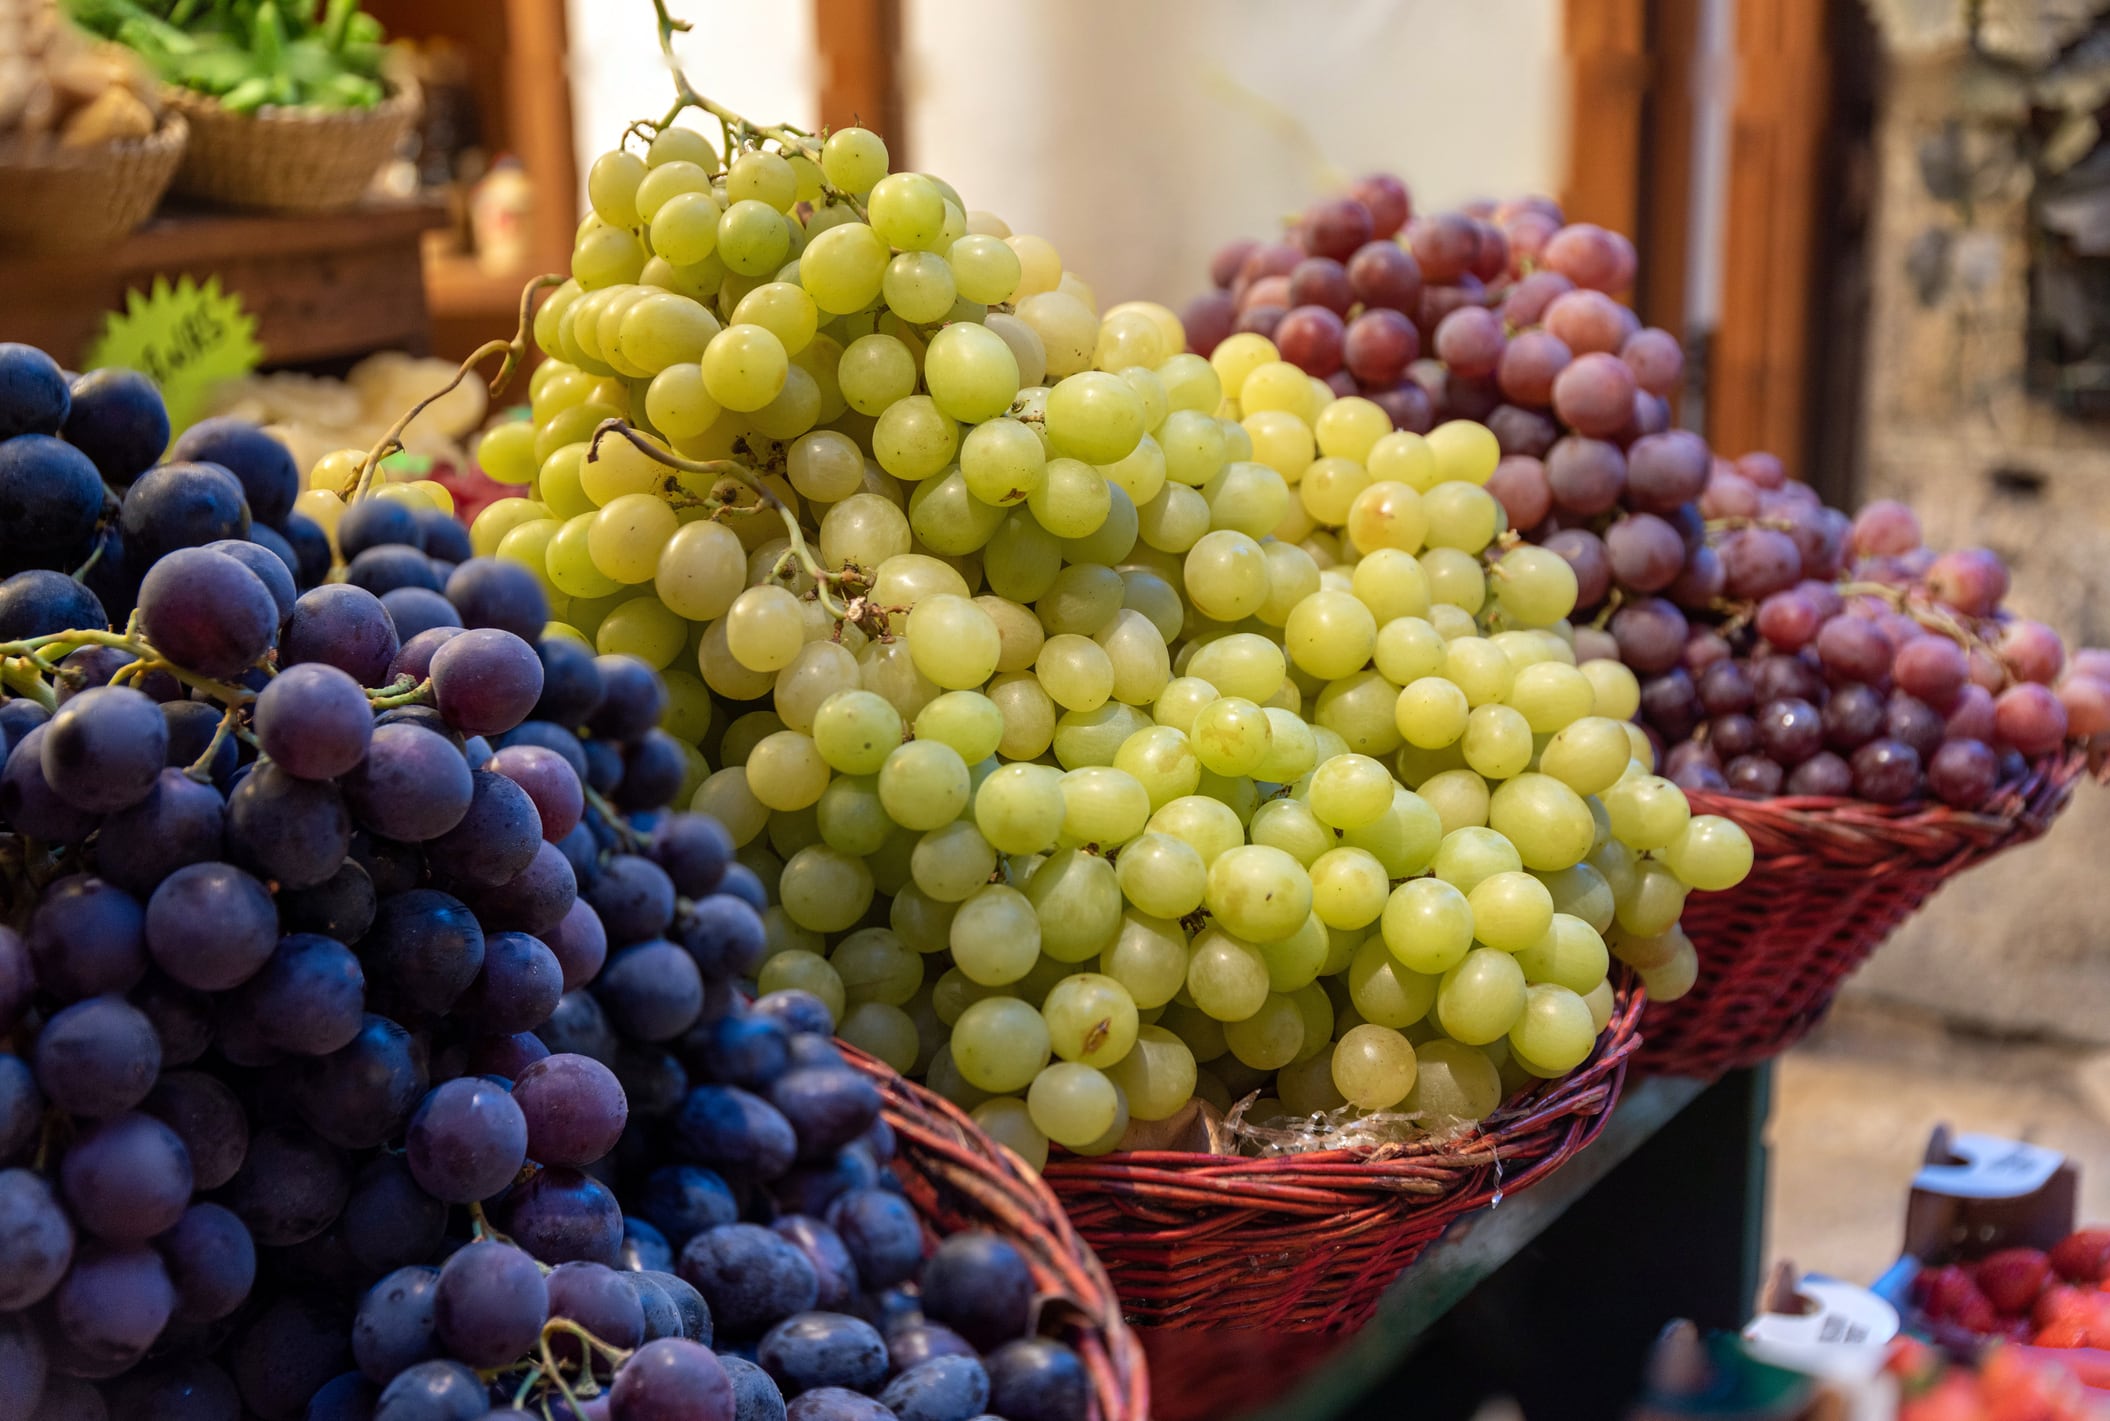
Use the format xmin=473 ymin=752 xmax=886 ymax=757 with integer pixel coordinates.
xmin=1901 ymin=1375 xmax=1982 ymax=1421
xmin=2049 ymin=1228 xmax=2110 ymax=1285
xmin=2033 ymin=1315 xmax=2091 ymax=1348
xmin=2033 ymin=1284 xmax=2092 ymax=1332
xmin=1922 ymin=1264 xmax=1980 ymax=1320
xmin=1979 ymin=1249 xmax=2055 ymax=1315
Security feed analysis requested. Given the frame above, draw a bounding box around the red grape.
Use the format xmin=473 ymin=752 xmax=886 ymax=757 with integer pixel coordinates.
xmin=1848 ymin=499 xmax=1922 ymax=558
xmin=2072 ymin=649 xmax=2110 ymax=683
xmin=1544 ymin=528 xmax=1611 ymax=609
xmin=1998 ymin=619 xmax=2065 ymax=685
xmin=1364 ymin=380 xmax=1433 ymax=434
xmin=1434 ymin=307 xmax=1506 ymax=378
xmin=1719 ymin=527 xmax=1803 ymax=599
xmin=1502 ymin=271 xmax=1575 ymax=327
xmin=1236 ymin=304 xmax=1286 ymax=339
xmin=1275 ymin=306 xmax=1346 ymax=377
xmin=1350 ymin=174 xmax=1411 ymax=238
xmin=1544 ymin=223 xmax=1632 ymax=291
xmin=2057 ymin=675 xmax=2110 ymax=738
xmin=1820 ymin=682 xmax=1885 ymax=751
xmin=1417 ymin=277 xmax=1487 ymax=336
xmin=1928 ymin=739 xmax=1998 ymax=809
xmin=1685 ymin=628 xmax=1734 ymax=672
xmin=1288 ymin=258 xmax=1354 ymax=315
xmin=1444 ymin=371 xmax=1500 ymax=422
xmin=1183 ymin=291 xmax=1237 ymax=357
xmin=1621 ymin=328 xmax=1685 ymax=395
xmin=1641 ymin=669 xmax=1702 ymax=741
xmin=1574 ymin=626 xmax=1619 ymax=663
xmin=1237 ymin=241 xmax=1303 ymax=288
xmin=1711 ymin=712 xmax=1759 ymax=757
xmin=1754 ymin=653 xmax=1825 ymax=705
xmin=1610 ymin=597 xmax=1688 ymax=674
xmin=1543 ymin=290 xmax=1636 ymax=354
xmin=1469 ymin=222 xmax=1511 ymax=283
xmin=1737 ymin=451 xmax=1787 ymax=489
xmin=1786 ymin=752 xmax=1853 ymax=797
xmin=1605 ymin=513 xmax=1686 ymax=593
xmin=1893 ymin=636 xmax=1968 ymax=712
xmin=1343 ymin=309 xmax=1418 ymax=386
xmin=1551 ymin=352 xmax=1639 ymax=437
xmin=1926 ymin=548 xmax=2010 ymax=617
xmin=1816 ymin=616 xmax=1895 ymax=686
xmin=1486 ymin=404 xmax=1558 ymax=457
xmin=1887 ymin=693 xmax=1945 ymax=760
xmin=1243 ymin=273 xmax=1292 ymax=311
xmin=1699 ymin=470 xmax=1761 ymax=519
xmin=1625 ymin=431 xmax=1711 ymax=513
xmin=1346 ymin=240 xmax=1422 ymax=313
xmin=1486 ymin=456 xmax=1552 ymax=531
xmin=1210 ymin=241 xmax=1257 ymax=290
xmin=1727 ymin=754 xmax=1785 ymax=795
xmin=1756 ymin=591 xmax=1821 ymax=651
xmin=1503 ymin=209 xmax=1560 ymax=267
xmin=1994 ymin=683 xmax=2068 ymax=756
xmin=1944 ymin=684 xmax=1997 ymax=743
xmin=1545 ymin=436 xmax=1627 ymax=516
xmin=1850 ymin=738 xmax=1921 ymax=804
xmin=1495 ymin=330 xmax=1572 ymax=407
xmin=1697 ymin=660 xmax=1755 ymax=714
xmin=1406 ymin=214 xmax=1479 ymax=282
xmin=1302 ymin=197 xmax=1375 ymax=261
xmin=1757 ymin=697 xmax=1824 ymax=765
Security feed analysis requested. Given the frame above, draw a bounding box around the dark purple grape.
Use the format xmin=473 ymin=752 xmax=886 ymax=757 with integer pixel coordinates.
xmin=433 ymin=1241 xmax=547 ymax=1369
xmin=335 ymin=499 xmax=420 ymax=559
xmin=1819 ymin=683 xmax=1884 ymax=752
xmin=617 ymin=730 xmax=688 ymax=813
xmin=550 ymin=900 xmax=612 ymax=992
xmin=679 ymin=1224 xmax=819 ymax=1337
xmin=405 ymin=1076 xmax=527 ymax=1204
xmin=62 ymin=367 xmax=168 ymax=485
xmin=984 ymin=1338 xmax=1089 ymax=1421
xmin=549 ymin=1260 xmax=646 ymax=1376
xmin=500 ymin=1164 xmax=624 ymax=1266
xmin=205 ymin=537 xmax=299 ymax=624
xmin=920 ymin=1231 xmax=1032 ymax=1351
xmin=452 ymin=928 xmax=560 ymax=1035
xmin=0 ymin=1314 xmax=47 ymax=1416
xmin=1725 ymin=754 xmax=1785 ymax=796
xmin=1718 ymin=528 xmax=1802 ymax=600
xmin=363 ymin=888 xmax=486 ymax=1017
xmin=597 ymin=942 xmax=705 ymax=1043
xmin=255 ymin=662 xmax=374 ymax=781
xmin=760 ymin=1312 xmax=887 ymax=1397
xmin=54 ymin=1243 xmax=174 ymax=1375
xmin=228 ymin=1294 xmax=352 ymax=1420
xmin=136 ymin=547 xmax=278 ymax=680
xmin=827 ymin=1188 xmax=922 ymax=1290
xmin=372 ymin=1359 xmax=486 ymax=1421
xmin=588 ymin=656 xmax=668 ymax=741
xmin=752 ymin=992 xmax=834 ymax=1038
xmin=158 ymin=1200 xmax=255 ymax=1321
xmin=1755 ymin=698 xmax=1823 ymax=766
xmin=514 ymin=1052 xmax=629 ymax=1167
xmin=119 ymin=461 xmax=249 ymax=565
xmin=1752 ymin=654 xmax=1825 ymax=706
xmin=1816 ymin=617 xmax=1894 ymax=687
xmin=428 ymin=628 xmax=545 ymax=738
xmin=654 ymin=815 xmax=734 ymax=897
xmin=446 ymin=558 xmax=550 ymax=642
xmin=279 ymin=859 xmax=377 ymax=944
xmin=171 ymin=418 xmax=299 ymax=527
xmin=879 ymin=1355 xmax=991 ymax=1421
xmin=297 ymin=1014 xmax=427 ymax=1151
xmin=589 ymin=855 xmax=678 ymax=946
xmin=285 ymin=584 xmax=401 ymax=688
xmin=347 ymin=545 xmax=444 ymax=598
xmin=694 ymin=1013 xmax=792 ymax=1091
xmin=220 ymin=1127 xmax=349 ymax=1247
xmin=33 ymin=995 xmax=159 ymax=1117
xmin=0 ymin=1055 xmax=40 ymax=1164
xmin=488 ymin=744 xmax=586 ymax=843
xmin=1851 ymin=738 xmax=1921 ymax=804
xmin=1886 ymin=692 xmax=1945 ymax=761
xmin=1695 ymin=661 xmax=1754 ymax=716
xmin=428 ymin=771 xmax=542 ymax=887
xmin=0 ymin=1168 xmax=73 ymax=1308
xmin=228 ymin=761 xmax=353 ymax=889
xmin=341 ymin=1156 xmax=448 ymax=1276
xmin=1346 ymin=238 xmax=1420 ymax=311
xmin=1608 ymin=597 xmax=1687 ymax=676
xmin=59 ymin=1111 xmax=192 ymax=1242
xmin=28 ymin=876 xmax=146 ymax=1002
xmin=1785 ymin=751 xmax=1852 ymax=797
xmin=353 ymin=1266 xmax=441 ymax=1385
xmin=139 ymin=1071 xmax=245 ymax=1191
xmin=41 ymin=686 xmax=166 ymax=813
xmin=0 ymin=569 xmax=104 ymax=642
xmin=344 ymin=723 xmax=474 ymax=842
xmin=1928 ymin=739 xmax=1998 ymax=810
xmin=770 ymin=1069 xmax=881 ymax=1164
xmin=102 ymin=1360 xmax=241 ymax=1421
xmin=609 ymin=1338 xmax=734 ymax=1421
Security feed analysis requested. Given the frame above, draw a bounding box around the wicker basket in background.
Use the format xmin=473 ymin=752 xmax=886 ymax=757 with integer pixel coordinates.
xmin=164 ymin=81 xmax=417 ymax=214
xmin=0 ymin=112 xmax=188 ymax=252
xmin=843 ymin=1048 xmax=1151 ymax=1421
xmin=1639 ymin=751 xmax=2091 ymax=1081
xmin=1042 ymin=981 xmax=1644 ymax=1421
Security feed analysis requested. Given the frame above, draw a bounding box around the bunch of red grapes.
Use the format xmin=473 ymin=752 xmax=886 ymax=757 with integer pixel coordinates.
xmin=1188 ymin=180 xmax=2110 ymax=811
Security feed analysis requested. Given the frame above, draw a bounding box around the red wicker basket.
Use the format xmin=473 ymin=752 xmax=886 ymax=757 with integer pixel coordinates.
xmin=1639 ymin=751 xmax=2091 ymax=1081
xmin=843 ymin=1048 xmax=1150 ymax=1421
xmin=1041 ymin=982 xmax=1644 ymax=1421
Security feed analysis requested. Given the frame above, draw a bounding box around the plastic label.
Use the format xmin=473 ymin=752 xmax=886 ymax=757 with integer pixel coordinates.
xmin=1913 ymin=1133 xmax=2065 ymax=1200
xmin=1742 ymin=1275 xmax=1899 ymax=1384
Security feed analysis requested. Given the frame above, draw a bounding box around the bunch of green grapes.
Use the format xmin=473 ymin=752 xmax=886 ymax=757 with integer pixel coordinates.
xmin=440 ymin=118 xmax=1751 ymax=1171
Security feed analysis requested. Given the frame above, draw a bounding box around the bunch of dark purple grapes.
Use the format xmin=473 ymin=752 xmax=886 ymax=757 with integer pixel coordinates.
xmin=0 ymin=345 xmax=1087 ymax=1421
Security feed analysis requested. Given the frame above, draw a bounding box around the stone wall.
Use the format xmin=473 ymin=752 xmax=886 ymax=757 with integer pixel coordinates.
xmin=1838 ymin=54 xmax=2110 ymax=1042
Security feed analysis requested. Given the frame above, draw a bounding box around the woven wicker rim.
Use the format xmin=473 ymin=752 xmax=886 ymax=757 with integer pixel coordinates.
xmin=1045 ymin=980 xmax=1643 ymax=1199
xmin=0 ymin=109 xmax=188 ymax=171
xmin=161 ymin=79 xmax=418 ymax=130
xmin=840 ymin=1047 xmax=1150 ymax=1421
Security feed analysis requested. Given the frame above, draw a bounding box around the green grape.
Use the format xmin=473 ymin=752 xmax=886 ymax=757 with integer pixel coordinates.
xmin=1205 ymin=844 xmax=1312 ymax=943
xmin=1105 ymin=1026 xmax=1196 ymax=1121
xmin=1152 ymin=676 xmax=1219 ymax=735
xmin=901 ymin=593 xmax=1000 ymax=691
xmin=1146 ymin=794 xmax=1245 ymax=865
xmin=988 ymin=675 xmax=1057 ymax=761
xmin=636 ymin=158 xmax=712 ymax=222
xmin=1187 ymin=632 xmax=1287 ymax=704
xmin=1663 ymin=814 xmax=1753 ymax=892
xmin=1100 ymin=433 xmax=1168 ymax=509
xmin=909 ymin=821 xmax=997 ymax=904
xmin=877 ymin=740 xmax=970 ymax=830
xmin=1440 ymin=638 xmax=1511 ymax=708
xmin=1060 ymin=766 xmax=1151 ymax=847
xmin=1202 ymin=461 xmax=1290 ymax=540
xmin=1423 ymin=419 xmax=1498 ymax=484
xmin=1340 ymin=788 xmax=1443 ymax=878
xmin=1280 ymin=588 xmax=1375 ymax=681
xmin=1506 ymin=661 xmax=1595 ymax=734
xmin=744 ymin=730 xmax=830 ymax=812
xmin=869 ymin=171 xmax=946 ymax=250
xmin=1638 ymin=932 xmax=1698 ymax=1002
xmin=758 ymin=949 xmax=846 ymax=1024
xmin=595 ymin=596 xmax=686 ymax=667
xmin=1296 ymin=455 xmax=1369 ymax=527
xmin=1255 ymin=541 xmax=1322 ymax=628
xmin=1436 ymin=948 xmax=1528 ymax=1045
xmin=1465 ymin=870 xmax=1555 ymax=953
xmin=1197 ymin=768 xmax=1261 ymax=825
xmin=1042 ymin=370 xmax=1144 ymax=465
xmin=547 ymin=514 xmax=623 ymax=598
xmin=1036 ymin=634 xmax=1115 ymax=712
xmin=1482 ymin=774 xmax=1591 ymax=873
xmin=721 ymin=585 xmax=802 ymax=673
xmin=907 ymin=691 xmax=1001 ymax=764
xmin=796 ymin=222 xmax=886 ymax=316
xmin=1601 ymin=774 xmax=1692 ymax=851
xmin=820 ymin=126 xmax=888 ymax=193
xmin=977 ymin=594 xmax=1046 ymax=672
xmin=836 ymin=332 xmax=916 ymax=416
xmin=588 ymin=149 xmax=646 ymax=227
xmin=967 ymin=1097 xmax=1048 ymax=1172
xmin=472 ymin=497 xmax=547 ymax=558
xmin=1187 ymin=927 xmax=1270 ymax=1022
xmin=1431 ymin=826 xmax=1525 ymax=894
xmin=1110 ymin=726 xmax=1201 ymax=810
xmin=1248 ymin=797 xmax=1331 ymax=867
xmin=869 ymin=395 xmax=957 ymax=482
xmin=818 ymin=492 xmax=913 ymax=570
xmin=1016 ymin=291 xmax=1099 ymax=379
xmin=1345 ymin=480 xmax=1427 ymax=555
xmin=1062 ymin=485 xmax=1141 ymax=568
xmin=1137 ymin=483 xmax=1212 ymax=554
xmin=697 ymin=323 xmax=788 ymax=412
xmin=1493 ymin=545 xmax=1581 ymax=626
xmin=1614 ymin=860 xmax=1689 ymax=937
xmin=1251 ymin=709 xmax=1316 ymax=785
xmin=1160 ymin=1000 xmax=1229 ymax=1064
xmin=1399 ymin=1038 xmax=1498 ymax=1122
xmin=1513 ymin=913 xmax=1609 ymax=995
xmin=616 ymin=292 xmax=720 ymax=373
xmin=1151 ymin=349 xmax=1218 ymax=414
xmin=1159 ymin=408 xmax=1229 ymax=489
xmin=1041 ymin=973 xmax=1140 ymax=1068
xmin=808 ymin=689 xmax=901 ymax=776
xmin=1508 ymin=983 xmax=1598 ymax=1074
xmin=784 ymin=429 xmax=862 ymax=503
xmin=968 ymin=762 xmax=1063 ymax=855
xmin=1307 ymin=847 xmax=1389 ymax=931
xmin=949 ymin=884 xmax=1042 ymax=986
xmin=644 ymin=363 xmax=721 ymax=443
xmin=1024 ymin=458 xmax=1110 ymax=540
xmin=586 ymin=493 xmax=678 ymax=585
xmin=918 ymin=324 xmax=1020 ymax=426
xmin=1100 ymin=914 xmax=1191 ymax=1017
xmin=1394 ymin=678 xmax=1468 ymax=750
xmin=1111 ymin=833 xmax=1206 ymax=920
xmin=1025 ymin=848 xmax=1124 ymax=962
xmin=715 ymin=198 xmax=791 ymax=276
xmin=1307 ymin=753 xmax=1393 ymax=830
xmin=1190 ymin=696 xmax=1270 ymax=777
xmin=730 ymin=280 xmax=818 ymax=356
xmin=1331 ymin=1024 xmax=1419 ymax=1110
xmin=880 ymin=883 xmax=954 ymax=957
xmin=983 ymin=312 xmax=1048 ymax=388
xmin=1027 ymin=1062 xmax=1119 ymax=1149
xmin=727 ymin=149 xmax=796 ymax=210
xmin=1538 ymin=717 xmax=1631 ymax=797
xmin=1537 ymin=861 xmax=1616 ymax=936
xmin=1035 ymin=563 xmax=1120 ymax=636
xmin=1380 ymin=876 xmax=1475 ymax=975
xmin=959 ymin=419 xmax=1046 ymax=507
xmin=1461 ymin=703 xmax=1533 ymax=781
xmin=1242 ymin=409 xmax=1314 ymax=481
xmin=837 ymin=1002 xmax=918 ymax=1074
xmin=953 ymin=997 xmax=1051 ymax=1093
xmin=536 ymin=446 xmax=595 ymax=520
xmin=776 ymin=641 xmax=861 ymax=734
xmin=816 ymin=773 xmax=891 ymax=855
xmin=826 ymin=926 xmax=923 ymax=1006
xmin=1419 ymin=547 xmax=1487 ymax=615
xmin=1578 ymin=658 xmax=1641 ymax=720
xmin=937 ymin=232 xmax=1016 ymax=305
xmin=1222 ymin=992 xmax=1303 ymax=1070
xmin=927 ymin=1043 xmax=992 ymax=1111
xmin=1422 ymin=481 xmax=1502 ymax=552
xmin=1348 ymin=935 xmax=1437 ymax=1028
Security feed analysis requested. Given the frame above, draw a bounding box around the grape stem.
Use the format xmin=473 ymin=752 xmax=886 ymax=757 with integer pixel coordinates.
xmin=1834 ymin=578 xmax=2002 ymax=675
xmin=341 ymin=273 xmax=564 ymax=509
xmin=587 ymin=417 xmax=869 ymax=623
xmin=584 ymin=787 xmax=647 ymax=851
xmin=367 ymin=675 xmax=436 ymax=711
xmin=638 ymin=0 xmax=868 ymax=218
xmin=184 ymin=706 xmax=241 ymax=783
xmin=0 ymin=629 xmax=257 ymax=705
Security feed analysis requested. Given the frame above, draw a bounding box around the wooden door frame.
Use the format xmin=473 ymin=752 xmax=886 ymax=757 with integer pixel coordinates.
xmin=815 ymin=0 xmax=905 ymax=160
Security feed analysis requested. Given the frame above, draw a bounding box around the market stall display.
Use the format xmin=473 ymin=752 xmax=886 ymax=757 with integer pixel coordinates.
xmin=0 ymin=0 xmax=185 ymax=251
xmin=1187 ymin=180 xmax=2105 ymax=1080
xmin=0 ymin=339 xmax=1143 ymax=1420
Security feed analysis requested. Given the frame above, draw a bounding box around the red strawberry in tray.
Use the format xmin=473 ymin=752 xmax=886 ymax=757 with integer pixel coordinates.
xmin=1979 ymin=1248 xmax=2055 ymax=1316
xmin=2034 ymin=1284 xmax=2094 ymax=1332
xmin=2049 ymin=1229 xmax=2110 ymax=1285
